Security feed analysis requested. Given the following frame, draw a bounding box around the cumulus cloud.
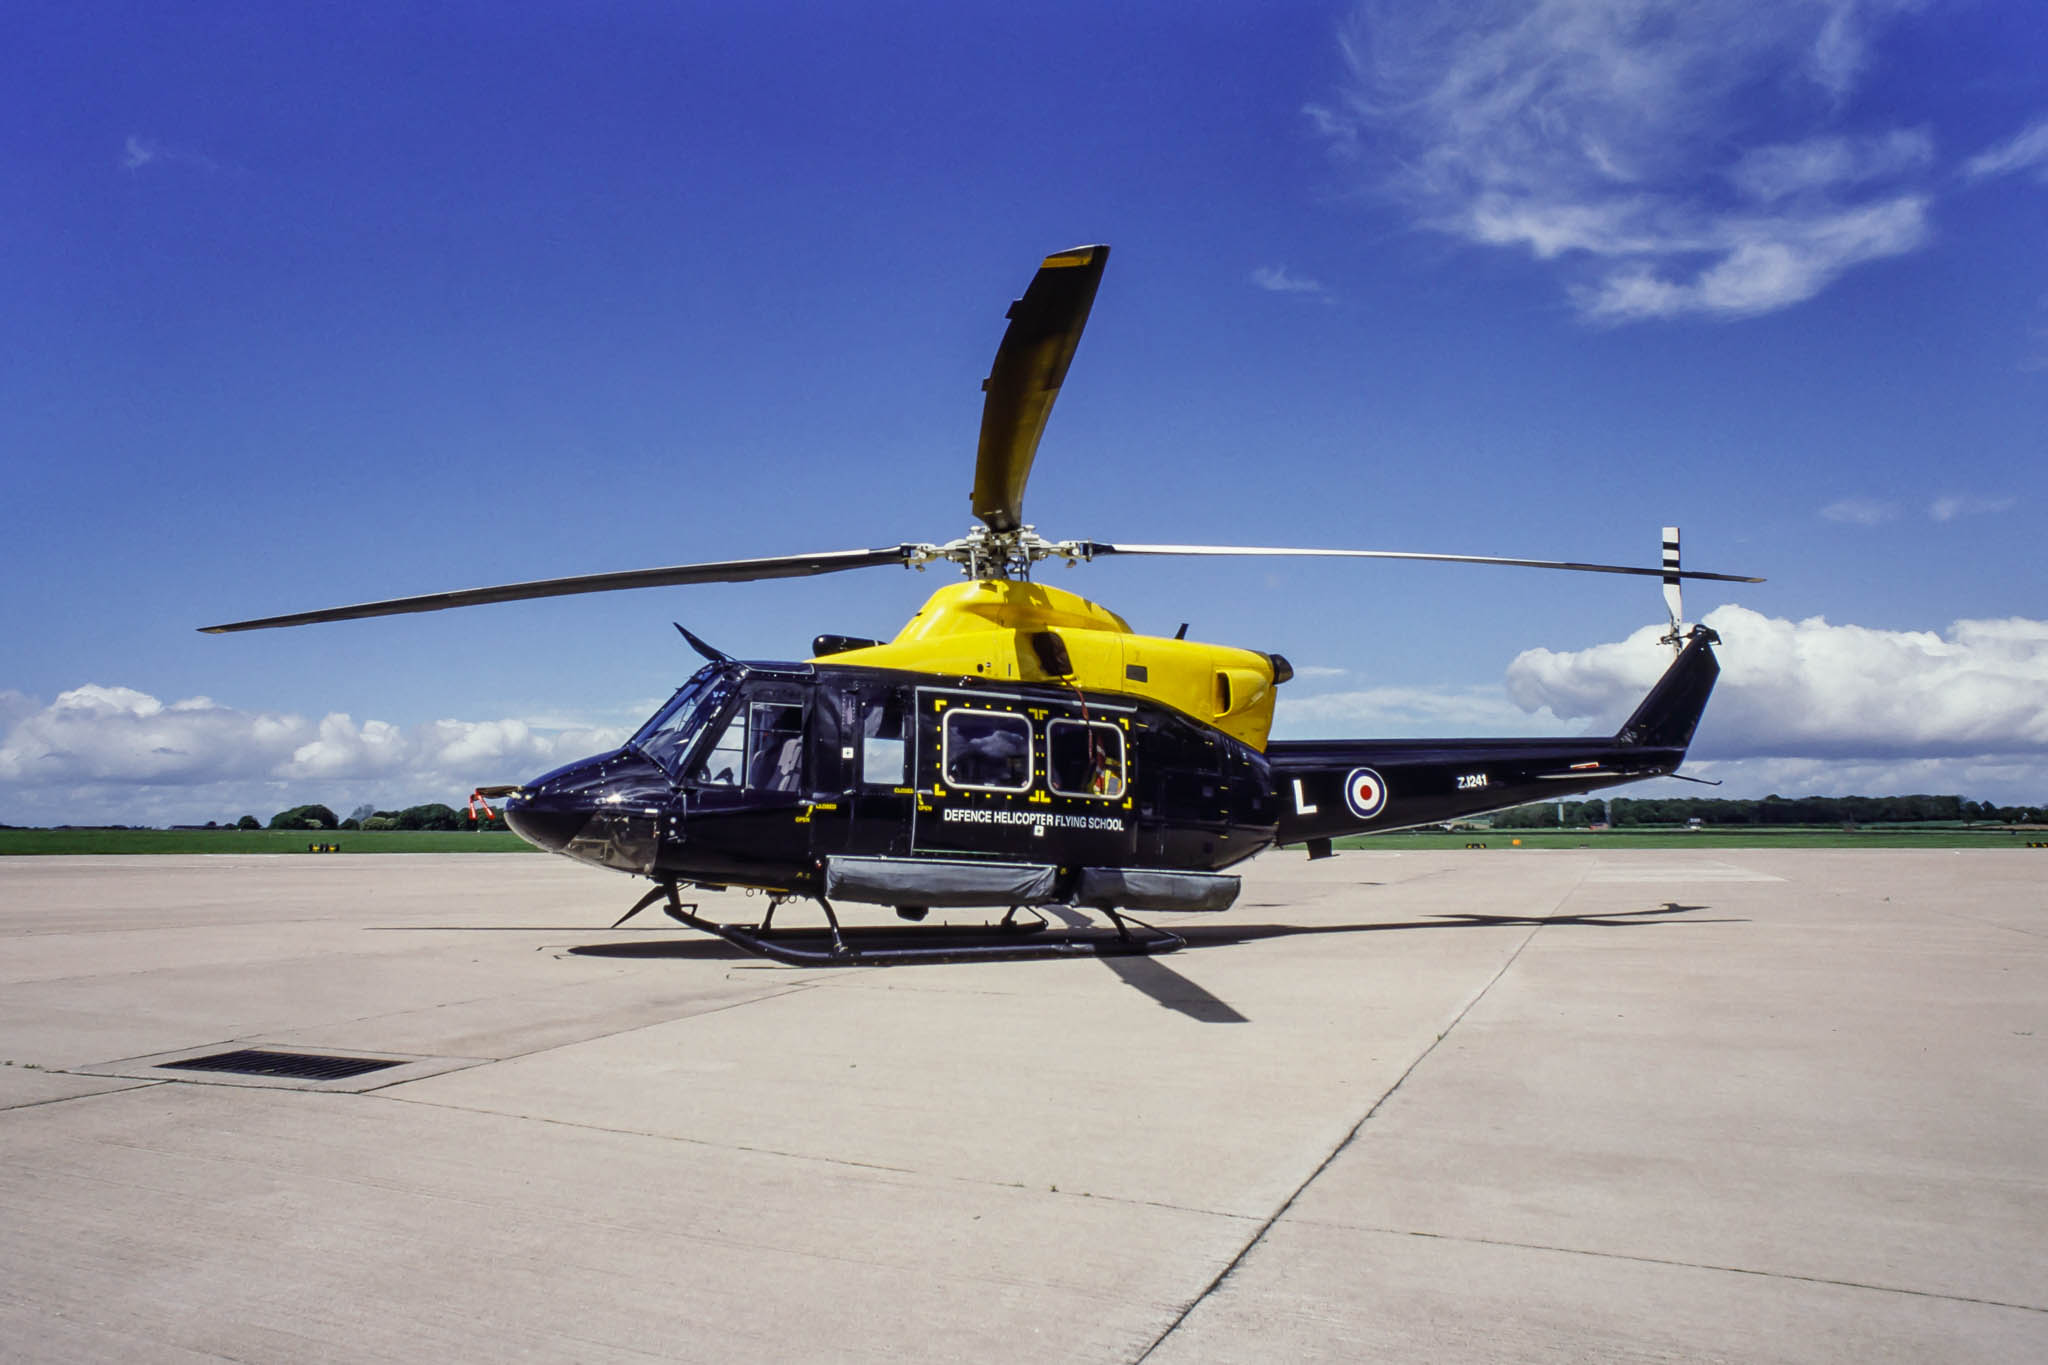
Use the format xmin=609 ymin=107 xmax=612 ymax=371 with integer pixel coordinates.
xmin=1963 ymin=115 xmax=2048 ymax=183
xmin=1277 ymin=683 xmax=1575 ymax=739
xmin=1820 ymin=496 xmax=1897 ymax=525
xmin=1311 ymin=0 xmax=1938 ymax=321
xmin=1251 ymin=264 xmax=1328 ymax=296
xmin=1636 ymin=753 xmax=2046 ymax=806
xmin=0 ymin=685 xmax=630 ymax=825
xmin=1506 ymin=605 xmax=2048 ymax=761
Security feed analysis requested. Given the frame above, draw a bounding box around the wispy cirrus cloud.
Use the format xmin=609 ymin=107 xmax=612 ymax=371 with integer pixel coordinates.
xmin=1929 ymin=494 xmax=2015 ymax=522
xmin=1251 ymin=264 xmax=1329 ymax=297
xmin=120 ymin=134 xmax=225 ymax=175
xmin=1310 ymin=0 xmax=1939 ymax=322
xmin=1963 ymin=115 xmax=2048 ymax=183
xmin=1819 ymin=496 xmax=1897 ymax=525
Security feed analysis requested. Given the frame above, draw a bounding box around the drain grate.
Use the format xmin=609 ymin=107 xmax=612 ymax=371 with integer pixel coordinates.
xmin=161 ymin=1049 xmax=405 ymax=1081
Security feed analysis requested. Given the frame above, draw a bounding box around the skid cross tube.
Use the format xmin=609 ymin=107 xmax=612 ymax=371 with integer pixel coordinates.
xmin=622 ymin=881 xmax=1183 ymax=966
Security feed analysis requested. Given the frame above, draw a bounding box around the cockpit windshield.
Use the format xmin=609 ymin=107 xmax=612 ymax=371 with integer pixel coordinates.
xmin=627 ymin=665 xmax=736 ymax=778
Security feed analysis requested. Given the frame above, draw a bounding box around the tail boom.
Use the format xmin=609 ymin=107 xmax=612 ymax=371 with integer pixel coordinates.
xmin=1268 ymin=628 xmax=1720 ymax=842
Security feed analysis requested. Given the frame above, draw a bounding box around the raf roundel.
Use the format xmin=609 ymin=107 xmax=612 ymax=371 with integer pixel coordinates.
xmin=1344 ymin=767 xmax=1388 ymax=820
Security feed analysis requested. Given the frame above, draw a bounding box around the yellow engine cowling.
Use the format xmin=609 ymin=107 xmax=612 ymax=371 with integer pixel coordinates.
xmin=817 ymin=580 xmax=1281 ymax=749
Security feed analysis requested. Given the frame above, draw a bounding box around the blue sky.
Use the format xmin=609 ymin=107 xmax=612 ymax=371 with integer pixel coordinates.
xmin=4 ymin=0 xmax=2044 ymax=824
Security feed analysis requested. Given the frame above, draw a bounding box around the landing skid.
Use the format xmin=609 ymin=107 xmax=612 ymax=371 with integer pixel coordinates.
xmin=614 ymin=881 xmax=1185 ymax=966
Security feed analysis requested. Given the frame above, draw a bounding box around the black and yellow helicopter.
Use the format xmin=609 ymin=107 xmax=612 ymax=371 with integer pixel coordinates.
xmin=205 ymin=245 xmax=1759 ymax=964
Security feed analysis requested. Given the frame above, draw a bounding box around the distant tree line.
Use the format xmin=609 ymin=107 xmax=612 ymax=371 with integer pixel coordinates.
xmin=1492 ymin=794 xmax=2045 ymax=828
xmin=257 ymin=801 xmax=489 ymax=831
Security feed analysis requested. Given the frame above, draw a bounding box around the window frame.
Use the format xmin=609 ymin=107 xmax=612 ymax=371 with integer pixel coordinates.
xmin=858 ymin=692 xmax=909 ymax=789
xmin=744 ymin=700 xmax=805 ymax=793
xmin=939 ymin=707 xmax=1035 ymax=794
xmin=1045 ymin=718 xmax=1127 ymax=800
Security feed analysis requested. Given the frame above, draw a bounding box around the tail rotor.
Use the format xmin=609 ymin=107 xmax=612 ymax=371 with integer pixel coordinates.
xmin=1659 ymin=526 xmax=1685 ymax=651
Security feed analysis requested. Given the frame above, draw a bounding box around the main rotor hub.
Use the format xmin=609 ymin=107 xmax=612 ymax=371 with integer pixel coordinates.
xmin=909 ymin=526 xmax=1093 ymax=581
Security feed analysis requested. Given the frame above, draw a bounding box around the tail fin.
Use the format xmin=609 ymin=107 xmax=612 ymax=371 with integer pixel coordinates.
xmin=1617 ymin=627 xmax=1720 ymax=750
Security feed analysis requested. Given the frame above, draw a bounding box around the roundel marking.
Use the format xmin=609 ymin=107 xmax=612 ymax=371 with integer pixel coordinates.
xmin=1344 ymin=767 xmax=1388 ymax=820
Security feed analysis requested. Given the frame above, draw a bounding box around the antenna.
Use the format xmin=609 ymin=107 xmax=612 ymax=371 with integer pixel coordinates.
xmin=673 ymin=622 xmax=732 ymax=664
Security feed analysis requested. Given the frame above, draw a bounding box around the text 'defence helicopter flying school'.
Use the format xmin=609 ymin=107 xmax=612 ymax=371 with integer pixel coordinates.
xmin=206 ymin=245 xmax=1761 ymax=964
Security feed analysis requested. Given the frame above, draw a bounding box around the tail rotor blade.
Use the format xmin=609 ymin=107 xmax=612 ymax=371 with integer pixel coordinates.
xmin=971 ymin=245 xmax=1109 ymax=533
xmin=1662 ymin=526 xmax=1685 ymax=636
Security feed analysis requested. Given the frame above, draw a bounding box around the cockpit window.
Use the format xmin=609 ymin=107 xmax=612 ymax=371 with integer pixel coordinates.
xmin=691 ymin=699 xmax=804 ymax=791
xmin=695 ymin=712 xmax=746 ymax=787
xmin=746 ymin=703 xmax=804 ymax=792
xmin=627 ymin=666 xmax=734 ymax=778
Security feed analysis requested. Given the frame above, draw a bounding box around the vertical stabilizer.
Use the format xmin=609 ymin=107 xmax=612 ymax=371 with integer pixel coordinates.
xmin=1618 ymin=629 xmax=1720 ymax=750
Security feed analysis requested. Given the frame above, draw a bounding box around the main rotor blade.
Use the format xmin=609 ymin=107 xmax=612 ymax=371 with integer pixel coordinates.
xmin=199 ymin=545 xmax=923 ymax=633
xmin=1076 ymin=542 xmax=1764 ymax=584
xmin=971 ymin=244 xmax=1109 ymax=534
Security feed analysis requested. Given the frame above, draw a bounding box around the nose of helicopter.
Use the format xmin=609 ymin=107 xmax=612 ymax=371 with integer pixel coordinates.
xmin=502 ymin=799 xmax=585 ymax=852
xmin=502 ymin=748 xmax=670 ymax=855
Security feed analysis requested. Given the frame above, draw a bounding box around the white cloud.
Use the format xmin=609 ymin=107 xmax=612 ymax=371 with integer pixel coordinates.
xmin=1928 ymin=494 xmax=2015 ymax=522
xmin=1820 ymin=496 xmax=1898 ymax=525
xmin=1313 ymin=0 xmax=1937 ymax=322
xmin=1251 ymin=264 xmax=1328 ymax=296
xmin=1963 ymin=115 xmax=2048 ymax=183
xmin=0 ymin=685 xmax=630 ymax=825
xmin=1632 ymin=754 xmax=2046 ymax=805
xmin=1506 ymin=605 xmax=2048 ymax=761
xmin=119 ymin=134 xmax=225 ymax=175
xmin=1728 ymin=130 xmax=1934 ymax=203
xmin=1276 ymin=684 xmax=1576 ymax=738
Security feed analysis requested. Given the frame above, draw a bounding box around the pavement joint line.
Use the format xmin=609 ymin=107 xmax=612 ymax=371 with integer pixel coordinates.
xmin=367 ymin=1090 xmax=931 ymax=1177
xmin=1130 ymin=862 xmax=1591 ymax=1364
xmin=0 ymin=1078 xmax=168 ymax=1112
xmin=360 ymin=978 xmax=825 ymax=1073
xmin=1350 ymin=1225 xmax=2048 ymax=1316
xmin=1937 ymin=910 xmax=2048 ymax=941
xmin=365 ymin=1087 xmax=1268 ymax=1219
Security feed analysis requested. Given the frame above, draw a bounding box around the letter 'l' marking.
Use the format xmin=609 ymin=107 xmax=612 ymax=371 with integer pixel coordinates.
xmin=1292 ymin=778 xmax=1318 ymax=815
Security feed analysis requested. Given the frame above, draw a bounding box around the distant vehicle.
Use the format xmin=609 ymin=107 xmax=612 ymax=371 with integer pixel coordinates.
xmin=204 ymin=246 xmax=1758 ymax=964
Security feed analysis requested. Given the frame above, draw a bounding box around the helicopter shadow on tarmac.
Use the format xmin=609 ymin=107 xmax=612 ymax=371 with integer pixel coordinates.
xmin=558 ymin=900 xmax=1735 ymax=1025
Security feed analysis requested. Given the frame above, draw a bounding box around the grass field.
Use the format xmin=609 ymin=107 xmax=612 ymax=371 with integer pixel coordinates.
xmin=2 ymin=825 xmax=2040 ymax=855
xmin=1339 ymin=826 xmax=2044 ymax=851
xmin=0 ymin=829 xmax=539 ymax=855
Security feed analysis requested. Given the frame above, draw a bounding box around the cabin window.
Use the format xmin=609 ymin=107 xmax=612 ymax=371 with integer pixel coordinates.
xmin=860 ymin=693 xmax=907 ymax=787
xmin=1047 ymin=719 xmax=1125 ymax=799
xmin=942 ymin=709 xmax=1032 ymax=792
xmin=746 ymin=702 xmax=805 ymax=793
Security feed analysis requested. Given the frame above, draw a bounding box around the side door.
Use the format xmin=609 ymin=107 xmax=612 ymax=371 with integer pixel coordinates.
xmin=680 ymin=678 xmax=811 ymax=873
xmin=910 ymin=689 xmax=1042 ymax=860
xmin=1036 ymin=698 xmax=1140 ymax=868
xmin=807 ymin=678 xmax=913 ymax=858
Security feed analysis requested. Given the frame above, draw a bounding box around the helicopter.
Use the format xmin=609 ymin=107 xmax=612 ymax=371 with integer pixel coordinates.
xmin=204 ymin=244 xmax=1760 ymax=965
